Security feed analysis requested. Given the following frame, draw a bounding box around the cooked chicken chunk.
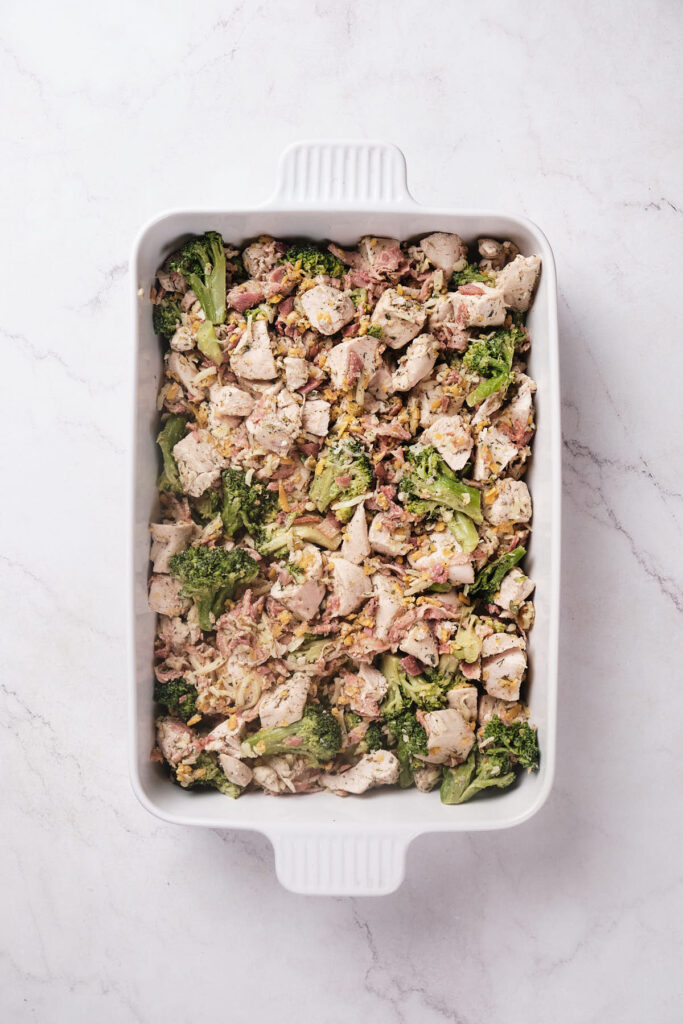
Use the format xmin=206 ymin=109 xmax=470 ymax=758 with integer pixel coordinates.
xmin=271 ymin=545 xmax=326 ymax=621
xmin=166 ymin=351 xmax=206 ymax=400
xmin=301 ymin=398 xmax=330 ymax=436
xmin=496 ymin=254 xmax=541 ymax=312
xmin=358 ymin=236 xmax=403 ymax=272
xmin=150 ymin=522 xmax=196 ymax=574
xmin=408 ymin=532 xmax=474 ymax=585
xmin=418 ymin=708 xmax=475 ymax=765
xmin=301 ymin=284 xmax=355 ymax=335
xmin=320 ymin=750 xmax=400 ymax=794
xmin=209 ymin=384 xmax=255 ymax=418
xmin=473 ymin=425 xmax=518 ymax=481
xmin=372 ymin=573 xmax=404 ymax=639
xmin=242 ymin=238 xmax=282 ymax=280
xmin=420 ymin=232 xmax=467 ymax=277
xmin=169 ymin=324 xmax=194 ymax=352
xmin=173 ymin=430 xmax=227 ymax=497
xmin=481 ymin=633 xmax=527 ymax=701
xmin=477 ymin=694 xmax=529 ymax=730
xmin=371 ymin=288 xmax=426 ymax=349
xmin=341 ymin=501 xmax=370 ymax=564
xmin=148 ymin=574 xmax=192 ymax=617
xmin=326 ymin=335 xmax=380 ymax=389
xmin=258 ymin=673 xmax=310 ymax=729
xmin=368 ymin=512 xmax=412 ymax=556
xmin=329 ymin=555 xmax=372 ymax=616
xmin=423 ymin=414 xmax=473 ymax=471
xmin=230 ymin=320 xmax=278 ymax=380
xmin=483 ymin=479 xmax=532 ymax=524
xmin=284 ymin=356 xmax=310 ymax=390
xmin=202 ymin=716 xmax=247 ymax=755
xmin=246 ymin=388 xmax=302 ymax=455
xmin=452 ymin=284 xmax=506 ymax=328
xmin=342 ymin=664 xmax=388 ymax=717
xmin=156 ymin=717 xmax=199 ymax=765
xmin=446 ymin=685 xmax=478 ymax=722
xmin=496 ymin=567 xmax=536 ymax=610
xmin=392 ymin=333 xmax=439 ymax=392
xmin=218 ymin=753 xmax=253 ymax=788
xmin=399 ymin=622 xmax=439 ymax=668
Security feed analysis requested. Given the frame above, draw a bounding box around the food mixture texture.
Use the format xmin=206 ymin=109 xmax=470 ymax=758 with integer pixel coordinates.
xmin=149 ymin=231 xmax=542 ymax=802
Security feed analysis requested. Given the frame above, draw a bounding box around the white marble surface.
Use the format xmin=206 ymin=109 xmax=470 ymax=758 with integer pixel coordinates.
xmin=2 ymin=1 xmax=682 ymax=1021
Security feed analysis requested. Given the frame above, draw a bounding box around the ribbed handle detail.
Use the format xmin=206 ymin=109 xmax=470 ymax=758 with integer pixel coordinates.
xmin=272 ymin=141 xmax=413 ymax=206
xmin=268 ymin=830 xmax=410 ymax=896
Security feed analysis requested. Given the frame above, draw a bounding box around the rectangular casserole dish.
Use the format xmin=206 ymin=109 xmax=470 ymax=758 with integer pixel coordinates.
xmin=129 ymin=141 xmax=561 ymax=896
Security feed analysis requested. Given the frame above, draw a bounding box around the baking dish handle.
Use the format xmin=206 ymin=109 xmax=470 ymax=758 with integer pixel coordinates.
xmin=266 ymin=829 xmax=414 ymax=896
xmin=268 ymin=140 xmax=417 ymax=207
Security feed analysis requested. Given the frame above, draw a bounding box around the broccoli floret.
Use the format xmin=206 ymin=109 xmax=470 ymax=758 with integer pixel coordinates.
xmin=196 ymin=321 xmax=223 ymax=364
xmin=468 ymin=546 xmax=525 ymax=603
xmin=461 ymin=327 xmax=525 ymax=407
xmin=393 ymin=711 xmax=429 ymax=788
xmin=241 ymin=704 xmax=342 ymax=764
xmin=440 ymin=748 xmax=516 ymax=804
xmin=221 ymin=469 xmax=278 ymax=539
xmin=360 ymin=721 xmax=386 ymax=753
xmin=482 ymin=715 xmax=540 ymax=771
xmin=153 ymin=678 xmax=199 ymax=722
xmin=447 ymin=511 xmax=479 ymax=554
xmin=379 ymin=654 xmax=406 ymax=719
xmin=169 ymin=232 xmax=226 ymax=324
xmin=366 ymin=323 xmax=383 ymax=339
xmin=192 ymin=488 xmax=221 ymax=523
xmin=292 ymin=636 xmax=336 ymax=664
xmin=168 ymin=545 xmax=259 ymax=631
xmin=399 ymin=667 xmax=447 ymax=711
xmin=283 ymin=242 xmax=344 ymax=280
xmin=452 ymin=262 xmax=495 ymax=288
xmin=401 ymin=446 xmax=482 ymax=524
xmin=156 ymin=415 xmax=188 ymax=494
xmin=349 ymin=287 xmax=367 ymax=309
xmin=309 ymin=439 xmax=372 ymax=522
xmin=179 ymin=752 xmax=241 ymax=798
xmin=152 ymin=298 xmax=182 ymax=340
xmin=242 ymin=303 xmax=276 ymax=323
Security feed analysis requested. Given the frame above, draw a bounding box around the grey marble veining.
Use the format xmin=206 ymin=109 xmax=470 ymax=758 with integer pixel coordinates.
xmin=2 ymin=2 xmax=682 ymax=1021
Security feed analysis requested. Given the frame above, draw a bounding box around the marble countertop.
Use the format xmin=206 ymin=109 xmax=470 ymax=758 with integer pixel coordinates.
xmin=3 ymin=2 xmax=682 ymax=1021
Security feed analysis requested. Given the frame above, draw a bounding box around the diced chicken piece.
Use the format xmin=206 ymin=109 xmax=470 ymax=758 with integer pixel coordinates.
xmin=246 ymin=388 xmax=302 ymax=455
xmin=329 ymin=555 xmax=372 ymax=616
xmin=341 ymin=501 xmax=370 ymax=564
xmin=320 ymin=750 xmax=400 ymax=794
xmin=368 ymin=512 xmax=412 ymax=556
xmin=471 ymin=390 xmax=504 ymax=426
xmin=217 ymin=753 xmax=253 ymax=788
xmin=257 ymin=673 xmax=310 ymax=729
xmin=452 ymin=285 xmax=506 ymax=328
xmin=301 ymin=284 xmax=355 ymax=335
xmin=150 ymin=522 xmax=196 ymax=574
xmin=166 ymin=351 xmax=206 ymax=400
xmin=408 ymin=532 xmax=474 ymax=585
xmin=301 ymin=398 xmax=330 ymax=436
xmin=483 ymin=479 xmax=532 ymax=524
xmin=252 ymin=756 xmax=321 ymax=794
xmin=148 ymin=574 xmax=192 ymax=617
xmin=173 ymin=431 xmax=227 ymax=497
xmin=209 ymin=384 xmax=255 ymax=418
xmin=326 ymin=335 xmax=380 ymax=389
xmin=423 ymin=414 xmax=473 ymax=471
xmin=157 ymin=268 xmax=188 ymax=294
xmin=473 ymin=425 xmax=518 ymax=481
xmin=271 ymin=544 xmax=326 ymax=621
xmin=202 ymin=716 xmax=247 ymax=755
xmin=169 ymin=325 xmax=194 ymax=352
xmin=446 ymin=685 xmax=478 ymax=722
xmin=495 ymin=254 xmax=541 ymax=312
xmin=481 ymin=633 xmax=527 ymax=701
xmin=229 ymin=320 xmax=278 ymax=380
xmin=477 ymin=694 xmax=529 ymax=730
xmin=414 ymin=764 xmax=443 ymax=792
xmin=372 ymin=573 xmax=404 ymax=639
xmin=284 ymin=356 xmax=310 ymax=390
xmin=418 ymin=708 xmax=475 ymax=765
xmin=157 ymin=611 xmax=201 ymax=654
xmin=500 ymin=374 xmax=536 ymax=437
xmin=156 ymin=717 xmax=200 ymax=765
xmin=242 ymin=237 xmax=283 ymax=280
xmin=477 ymin=238 xmax=507 ymax=271
xmin=342 ymin=664 xmax=388 ymax=717
xmin=366 ymin=360 xmax=394 ymax=402
xmin=392 ymin=333 xmax=439 ymax=392
xmin=358 ymin=236 xmax=403 ymax=273
xmin=496 ymin=567 xmax=536 ymax=611
xmin=400 ymin=622 xmax=439 ymax=668
xmin=371 ymin=288 xmax=426 ymax=349
xmin=420 ymin=232 xmax=467 ymax=277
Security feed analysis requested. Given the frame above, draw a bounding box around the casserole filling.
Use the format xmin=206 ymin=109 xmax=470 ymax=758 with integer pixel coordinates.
xmin=148 ymin=232 xmax=541 ymax=801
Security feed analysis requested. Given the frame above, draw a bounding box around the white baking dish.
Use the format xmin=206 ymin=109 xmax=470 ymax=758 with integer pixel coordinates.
xmin=129 ymin=141 xmax=561 ymax=896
